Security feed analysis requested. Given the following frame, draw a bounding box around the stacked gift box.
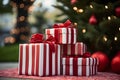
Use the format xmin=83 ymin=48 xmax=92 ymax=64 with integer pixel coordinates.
xmin=18 ymin=20 xmax=99 ymax=76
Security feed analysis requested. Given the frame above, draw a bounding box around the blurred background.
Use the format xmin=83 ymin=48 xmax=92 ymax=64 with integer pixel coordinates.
xmin=0 ymin=0 xmax=120 ymax=73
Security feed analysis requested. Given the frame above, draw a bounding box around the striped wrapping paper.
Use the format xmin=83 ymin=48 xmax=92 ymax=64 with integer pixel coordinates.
xmin=18 ymin=43 xmax=61 ymax=76
xmin=61 ymin=42 xmax=87 ymax=56
xmin=45 ymin=28 xmax=76 ymax=44
xmin=62 ymin=57 xmax=99 ymax=76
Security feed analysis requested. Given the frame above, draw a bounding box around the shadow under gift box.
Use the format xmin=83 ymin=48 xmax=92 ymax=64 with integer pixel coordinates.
xmin=62 ymin=57 xmax=99 ymax=76
xmin=18 ymin=43 xmax=61 ymax=76
xmin=45 ymin=28 xmax=76 ymax=44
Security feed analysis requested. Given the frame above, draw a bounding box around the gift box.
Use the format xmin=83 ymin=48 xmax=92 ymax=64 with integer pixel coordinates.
xmin=18 ymin=33 xmax=61 ymax=76
xmin=45 ymin=20 xmax=76 ymax=44
xmin=18 ymin=43 xmax=61 ymax=76
xmin=61 ymin=42 xmax=87 ymax=56
xmin=62 ymin=57 xmax=99 ymax=76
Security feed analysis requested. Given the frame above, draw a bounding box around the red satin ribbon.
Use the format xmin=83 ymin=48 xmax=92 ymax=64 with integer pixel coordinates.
xmin=30 ymin=33 xmax=56 ymax=52
xmin=53 ymin=20 xmax=74 ymax=28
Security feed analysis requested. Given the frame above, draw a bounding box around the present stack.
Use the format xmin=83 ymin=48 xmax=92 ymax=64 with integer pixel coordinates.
xmin=18 ymin=20 xmax=99 ymax=77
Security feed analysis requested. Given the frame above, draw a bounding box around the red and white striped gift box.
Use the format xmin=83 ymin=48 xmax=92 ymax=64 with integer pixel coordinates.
xmin=18 ymin=43 xmax=61 ymax=76
xmin=62 ymin=57 xmax=98 ymax=76
xmin=61 ymin=42 xmax=87 ymax=56
xmin=45 ymin=28 xmax=76 ymax=44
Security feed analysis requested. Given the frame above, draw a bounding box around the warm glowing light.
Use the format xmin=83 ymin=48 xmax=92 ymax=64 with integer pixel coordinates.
xmin=105 ymin=5 xmax=108 ymax=9
xmin=103 ymin=36 xmax=107 ymax=42
xmin=90 ymin=5 xmax=93 ymax=8
xmin=78 ymin=9 xmax=84 ymax=13
xmin=82 ymin=29 xmax=86 ymax=33
xmin=108 ymin=16 xmax=111 ymax=20
xmin=20 ymin=3 xmax=24 ymax=8
xmin=9 ymin=37 xmax=16 ymax=43
xmin=31 ymin=0 xmax=34 ymax=2
xmin=19 ymin=16 xmax=25 ymax=21
xmin=74 ymin=23 xmax=77 ymax=26
xmin=119 ymin=27 xmax=120 ymax=31
xmin=73 ymin=7 xmax=78 ymax=11
xmin=113 ymin=16 xmax=117 ymax=19
xmin=114 ymin=37 xmax=117 ymax=41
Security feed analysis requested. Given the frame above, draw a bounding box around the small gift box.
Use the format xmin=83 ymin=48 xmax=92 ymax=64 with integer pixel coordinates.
xmin=45 ymin=20 xmax=76 ymax=44
xmin=61 ymin=42 xmax=87 ymax=56
xmin=62 ymin=57 xmax=99 ymax=76
xmin=18 ymin=34 xmax=61 ymax=76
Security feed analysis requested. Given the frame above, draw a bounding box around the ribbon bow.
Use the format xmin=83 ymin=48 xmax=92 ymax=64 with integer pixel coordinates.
xmin=30 ymin=33 xmax=56 ymax=52
xmin=53 ymin=20 xmax=74 ymax=28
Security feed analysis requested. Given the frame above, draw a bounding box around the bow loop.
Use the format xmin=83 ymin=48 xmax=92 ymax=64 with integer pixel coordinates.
xmin=53 ymin=20 xmax=73 ymax=28
xmin=30 ymin=33 xmax=56 ymax=53
xmin=30 ymin=33 xmax=43 ymax=43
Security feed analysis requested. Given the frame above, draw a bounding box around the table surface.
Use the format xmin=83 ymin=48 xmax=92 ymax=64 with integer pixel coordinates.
xmin=0 ymin=68 xmax=120 ymax=80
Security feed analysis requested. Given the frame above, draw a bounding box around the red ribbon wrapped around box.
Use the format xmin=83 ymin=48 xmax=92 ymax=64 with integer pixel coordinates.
xmin=61 ymin=42 xmax=87 ymax=56
xmin=45 ymin=20 xmax=76 ymax=44
xmin=18 ymin=34 xmax=61 ymax=76
xmin=62 ymin=57 xmax=99 ymax=76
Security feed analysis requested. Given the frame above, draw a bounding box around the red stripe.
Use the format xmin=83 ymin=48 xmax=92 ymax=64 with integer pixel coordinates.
xmin=32 ymin=45 xmax=35 ymax=75
xmin=49 ymin=44 xmax=52 ymax=76
xmin=59 ymin=29 xmax=62 ymax=44
xmin=55 ymin=29 xmax=60 ymax=44
xmin=82 ymin=58 xmax=86 ymax=76
xmin=66 ymin=58 xmax=69 ymax=75
xmin=73 ymin=58 xmax=78 ymax=76
xmin=55 ymin=44 xmax=58 ymax=75
xmin=36 ymin=44 xmax=40 ymax=76
xmin=63 ymin=44 xmax=67 ymax=56
xmin=25 ymin=44 xmax=29 ymax=75
xmin=19 ymin=45 xmax=23 ymax=75
xmin=66 ymin=28 xmax=68 ymax=44
xmin=71 ymin=44 xmax=75 ymax=56
xmin=78 ymin=43 xmax=81 ymax=55
xmin=43 ymin=44 xmax=46 ymax=76
xmin=71 ymin=28 xmax=74 ymax=44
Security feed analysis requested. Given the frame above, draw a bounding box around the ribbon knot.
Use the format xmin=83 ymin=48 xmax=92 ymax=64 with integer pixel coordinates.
xmin=30 ymin=33 xmax=56 ymax=52
xmin=53 ymin=20 xmax=74 ymax=28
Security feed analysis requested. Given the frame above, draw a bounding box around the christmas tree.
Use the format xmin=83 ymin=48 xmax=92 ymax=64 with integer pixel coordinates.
xmin=54 ymin=0 xmax=120 ymax=59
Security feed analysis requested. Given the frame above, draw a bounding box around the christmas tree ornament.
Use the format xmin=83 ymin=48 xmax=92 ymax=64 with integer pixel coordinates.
xmin=91 ymin=51 xmax=109 ymax=72
xmin=71 ymin=0 xmax=77 ymax=4
xmin=111 ymin=52 xmax=120 ymax=74
xmin=89 ymin=15 xmax=97 ymax=25
xmin=115 ymin=7 xmax=120 ymax=17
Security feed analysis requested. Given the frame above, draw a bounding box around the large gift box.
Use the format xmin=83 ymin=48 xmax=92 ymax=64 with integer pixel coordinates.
xmin=18 ymin=34 xmax=61 ymax=76
xmin=61 ymin=42 xmax=87 ymax=56
xmin=45 ymin=20 xmax=76 ymax=44
xmin=62 ymin=57 xmax=99 ymax=76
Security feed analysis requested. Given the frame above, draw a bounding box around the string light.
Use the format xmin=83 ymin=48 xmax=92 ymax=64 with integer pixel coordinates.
xmin=82 ymin=29 xmax=86 ymax=33
xmin=113 ymin=16 xmax=117 ymax=19
xmin=103 ymin=36 xmax=107 ymax=42
xmin=31 ymin=0 xmax=34 ymax=2
xmin=78 ymin=9 xmax=84 ymax=13
xmin=119 ymin=27 xmax=120 ymax=31
xmin=74 ymin=22 xmax=77 ymax=26
xmin=108 ymin=16 xmax=111 ymax=20
xmin=20 ymin=3 xmax=24 ymax=8
xmin=90 ymin=5 xmax=93 ymax=8
xmin=114 ymin=36 xmax=117 ymax=41
xmin=105 ymin=5 xmax=108 ymax=9
xmin=73 ymin=7 xmax=78 ymax=11
xmin=19 ymin=16 xmax=25 ymax=21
